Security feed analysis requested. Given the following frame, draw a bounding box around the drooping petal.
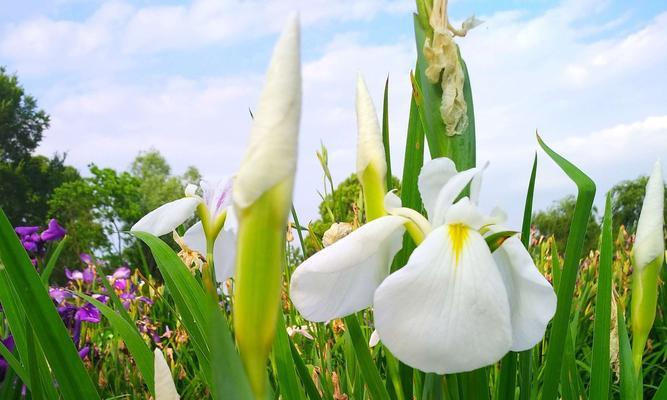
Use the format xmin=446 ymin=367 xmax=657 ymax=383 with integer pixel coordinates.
xmin=201 ymin=178 xmax=233 ymax=219
xmin=634 ymin=160 xmax=664 ymax=270
xmin=290 ymin=216 xmax=406 ymax=322
xmin=418 ymin=158 xmax=458 ymax=219
xmin=374 ymin=225 xmax=512 ymax=374
xmin=154 ymin=349 xmax=180 ymax=400
xmin=182 ymin=217 xmax=237 ymax=283
xmin=492 ymin=235 xmax=556 ymax=351
xmin=131 ymin=197 xmax=201 ymax=236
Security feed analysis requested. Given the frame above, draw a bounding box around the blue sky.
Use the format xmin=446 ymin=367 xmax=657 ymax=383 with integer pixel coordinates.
xmin=1 ymin=0 xmax=666 ymax=226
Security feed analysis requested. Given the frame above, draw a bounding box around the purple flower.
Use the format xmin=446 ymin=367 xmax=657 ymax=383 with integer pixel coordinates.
xmin=112 ymin=266 xmax=131 ymax=280
xmin=65 ymin=268 xmax=84 ymax=282
xmin=79 ymin=253 xmax=93 ymax=265
xmin=40 ymin=219 xmax=67 ymax=242
xmin=15 ymin=226 xmax=39 ymax=237
xmin=92 ymin=294 xmax=109 ymax=304
xmin=113 ymin=279 xmax=128 ymax=291
xmin=0 ymin=335 xmax=15 ymax=370
xmin=21 ymin=239 xmax=39 ymax=252
xmin=75 ymin=303 xmax=101 ymax=323
xmin=78 ymin=345 xmax=90 ymax=360
xmin=138 ymin=296 xmax=154 ymax=305
xmin=120 ymin=292 xmax=135 ymax=309
xmin=49 ymin=287 xmax=72 ymax=304
xmin=82 ymin=267 xmax=95 ymax=284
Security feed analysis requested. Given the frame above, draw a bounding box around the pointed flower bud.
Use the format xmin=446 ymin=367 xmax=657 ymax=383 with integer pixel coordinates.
xmin=232 ymin=15 xmax=301 ymax=399
xmin=356 ymin=74 xmax=387 ymax=221
xmin=631 ymin=160 xmax=664 ymax=372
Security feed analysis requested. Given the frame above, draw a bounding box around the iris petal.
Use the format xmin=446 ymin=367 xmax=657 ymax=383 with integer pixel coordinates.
xmin=492 ymin=235 xmax=556 ymax=351
xmin=290 ymin=216 xmax=406 ymax=322
xmin=154 ymin=349 xmax=180 ymax=400
xmin=374 ymin=225 xmax=512 ymax=374
xmin=418 ymin=158 xmax=458 ymax=219
xmin=131 ymin=197 xmax=200 ymax=236
xmin=183 ymin=217 xmax=237 ymax=283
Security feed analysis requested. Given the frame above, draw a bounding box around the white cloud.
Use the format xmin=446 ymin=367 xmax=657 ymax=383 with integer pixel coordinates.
xmin=6 ymin=0 xmax=666 ymax=226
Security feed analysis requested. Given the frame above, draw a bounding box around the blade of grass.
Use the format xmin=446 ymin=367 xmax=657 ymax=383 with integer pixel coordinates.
xmin=289 ymin=338 xmax=321 ymax=400
xmin=589 ymin=193 xmax=613 ymax=399
xmin=618 ymin=302 xmax=636 ymax=399
xmin=382 ymin=75 xmax=393 ymax=190
xmin=461 ymin=368 xmax=489 ymax=400
xmin=26 ymin=327 xmax=47 ymax=400
xmin=0 ymin=337 xmax=29 ymax=387
xmin=652 ymin=373 xmax=667 ymax=400
xmin=344 ymin=315 xmax=390 ymax=400
xmin=272 ymin=310 xmax=306 ymax=400
xmin=537 ymin=135 xmax=596 ymax=400
xmin=76 ymin=292 xmax=155 ymax=395
xmin=40 ymin=236 xmax=67 ymax=284
xmin=518 ymin=152 xmax=538 ymax=400
xmin=0 ymin=208 xmax=100 ymax=400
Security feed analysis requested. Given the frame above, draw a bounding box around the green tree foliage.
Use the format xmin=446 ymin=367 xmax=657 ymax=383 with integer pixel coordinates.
xmin=0 ymin=66 xmax=50 ymax=164
xmin=533 ymin=194 xmax=601 ymax=253
xmin=0 ymin=154 xmax=80 ymax=225
xmin=304 ymin=173 xmax=400 ymax=256
xmin=609 ymin=175 xmax=667 ymax=234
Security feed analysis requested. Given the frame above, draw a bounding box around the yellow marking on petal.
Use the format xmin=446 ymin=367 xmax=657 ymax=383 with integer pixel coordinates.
xmin=448 ymin=223 xmax=468 ymax=266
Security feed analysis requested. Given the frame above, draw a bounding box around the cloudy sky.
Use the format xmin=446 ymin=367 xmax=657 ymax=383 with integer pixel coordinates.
xmin=2 ymin=0 xmax=666 ymax=226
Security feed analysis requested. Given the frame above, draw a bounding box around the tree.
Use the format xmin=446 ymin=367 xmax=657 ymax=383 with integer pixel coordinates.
xmin=0 ymin=154 xmax=80 ymax=225
xmin=304 ymin=173 xmax=400 ymax=256
xmin=609 ymin=175 xmax=667 ymax=234
xmin=533 ymin=195 xmax=601 ymax=253
xmin=0 ymin=66 xmax=50 ymax=164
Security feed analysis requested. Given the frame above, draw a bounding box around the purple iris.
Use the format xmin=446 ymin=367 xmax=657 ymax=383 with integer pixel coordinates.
xmin=65 ymin=268 xmax=84 ymax=281
xmin=15 ymin=226 xmax=39 ymax=236
xmin=112 ymin=266 xmax=131 ymax=280
xmin=82 ymin=267 xmax=95 ymax=284
xmin=78 ymin=345 xmax=90 ymax=360
xmin=79 ymin=253 xmax=93 ymax=265
xmin=40 ymin=219 xmax=67 ymax=242
xmin=0 ymin=335 xmax=15 ymax=371
xmin=49 ymin=287 xmax=72 ymax=304
xmin=75 ymin=303 xmax=101 ymax=323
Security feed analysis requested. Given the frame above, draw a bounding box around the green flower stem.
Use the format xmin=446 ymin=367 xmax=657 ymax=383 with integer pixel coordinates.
xmin=630 ymin=256 xmax=662 ymax=374
xmin=234 ymin=180 xmax=291 ymax=398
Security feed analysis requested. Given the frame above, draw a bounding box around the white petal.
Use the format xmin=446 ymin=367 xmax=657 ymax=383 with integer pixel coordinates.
xmin=634 ymin=160 xmax=664 ymax=270
xmin=356 ymin=74 xmax=387 ymax=177
xmin=444 ymin=197 xmax=490 ymax=230
xmin=154 ymin=349 xmax=180 ymax=400
xmin=234 ymin=16 xmax=301 ymax=209
xmin=214 ymin=226 xmax=237 ymax=282
xmin=290 ymin=216 xmax=406 ymax=322
xmin=183 ymin=216 xmax=237 ymax=283
xmin=369 ymin=330 xmax=380 ymax=347
xmin=418 ymin=158 xmax=458 ymax=219
xmin=374 ymin=225 xmax=512 ymax=374
xmin=182 ymin=222 xmax=206 ymax=254
xmin=384 ymin=191 xmax=402 ymax=210
xmin=430 ymin=164 xmax=488 ymax=226
xmin=469 ymin=161 xmax=489 ymax=205
xmin=493 ymin=236 xmax=557 ymax=351
xmin=131 ymin=197 xmax=200 ymax=236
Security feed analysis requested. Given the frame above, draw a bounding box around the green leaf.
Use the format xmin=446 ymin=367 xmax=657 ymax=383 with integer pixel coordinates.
xmin=618 ymin=302 xmax=636 ymax=399
xmin=40 ymin=236 xmax=67 ymax=285
xmin=485 ymin=231 xmax=519 ymax=252
xmin=0 ymin=337 xmax=29 ymax=386
xmin=518 ymin=152 xmax=537 ymax=400
xmin=497 ymin=352 xmax=517 ymax=400
xmin=133 ymin=231 xmax=210 ymax=364
xmin=344 ymin=315 xmax=390 ymax=400
xmin=272 ymin=311 xmax=306 ymax=400
xmin=537 ymin=135 xmax=596 ymax=400
xmin=589 ymin=193 xmax=613 ymax=399
xmin=652 ymin=373 xmax=667 ymax=400
xmin=0 ymin=208 xmax=100 ymax=400
xmin=382 ymin=75 xmax=393 ymax=190
xmin=289 ymin=338 xmax=321 ymax=400
xmin=75 ymin=292 xmax=155 ymax=395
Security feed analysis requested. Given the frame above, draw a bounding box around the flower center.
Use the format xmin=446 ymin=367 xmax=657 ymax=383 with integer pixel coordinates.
xmin=448 ymin=223 xmax=468 ymax=265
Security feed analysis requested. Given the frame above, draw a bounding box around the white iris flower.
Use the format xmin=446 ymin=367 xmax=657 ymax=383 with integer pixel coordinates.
xmin=290 ymin=157 xmax=556 ymax=373
xmin=131 ymin=178 xmax=236 ymax=282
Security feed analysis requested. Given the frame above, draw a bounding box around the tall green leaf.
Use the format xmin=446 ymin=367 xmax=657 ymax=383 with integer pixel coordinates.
xmin=272 ymin=311 xmax=306 ymax=400
xmin=589 ymin=193 xmax=613 ymax=399
xmin=382 ymin=76 xmax=393 ymax=190
xmin=40 ymin=236 xmax=67 ymax=284
xmin=0 ymin=208 xmax=100 ymax=399
xmin=537 ymin=135 xmax=596 ymax=400
xmin=344 ymin=315 xmax=390 ymax=400
xmin=618 ymin=303 xmax=636 ymax=399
